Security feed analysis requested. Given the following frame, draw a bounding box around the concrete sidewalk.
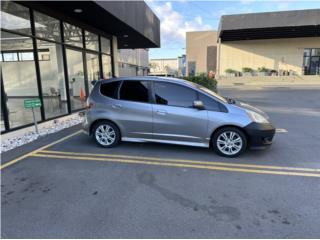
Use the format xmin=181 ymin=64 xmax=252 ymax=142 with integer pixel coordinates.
xmin=217 ymin=75 xmax=320 ymax=87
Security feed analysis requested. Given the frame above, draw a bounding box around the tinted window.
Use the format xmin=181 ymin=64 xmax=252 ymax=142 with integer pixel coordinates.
xmin=120 ymin=81 xmax=149 ymax=103
xmin=100 ymin=81 xmax=120 ymax=99
xmin=154 ymin=82 xmax=196 ymax=108
xmin=199 ymin=93 xmax=220 ymax=111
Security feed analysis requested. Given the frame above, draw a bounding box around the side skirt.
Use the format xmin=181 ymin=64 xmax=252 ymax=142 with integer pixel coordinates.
xmin=121 ymin=137 xmax=209 ymax=148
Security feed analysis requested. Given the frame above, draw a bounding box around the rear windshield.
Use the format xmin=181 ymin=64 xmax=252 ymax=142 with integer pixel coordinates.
xmin=100 ymin=81 xmax=120 ymax=99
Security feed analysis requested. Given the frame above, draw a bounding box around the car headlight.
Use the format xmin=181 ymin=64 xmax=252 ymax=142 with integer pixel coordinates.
xmin=246 ymin=110 xmax=269 ymax=123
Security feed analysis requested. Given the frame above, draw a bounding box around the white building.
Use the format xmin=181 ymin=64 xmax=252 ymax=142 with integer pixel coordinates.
xmin=149 ymin=55 xmax=186 ymax=77
xmin=118 ymin=49 xmax=149 ymax=77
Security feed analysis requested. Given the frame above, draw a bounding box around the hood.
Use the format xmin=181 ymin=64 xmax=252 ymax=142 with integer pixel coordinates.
xmin=237 ymin=101 xmax=269 ymax=119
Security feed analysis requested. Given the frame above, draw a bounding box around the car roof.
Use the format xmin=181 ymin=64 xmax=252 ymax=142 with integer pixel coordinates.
xmin=99 ymin=76 xmax=189 ymax=85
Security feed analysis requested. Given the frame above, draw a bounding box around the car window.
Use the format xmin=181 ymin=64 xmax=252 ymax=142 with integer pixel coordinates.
xmin=154 ymin=82 xmax=197 ymax=108
xmin=188 ymin=81 xmax=227 ymax=103
xmin=119 ymin=80 xmax=149 ymax=103
xmin=100 ymin=81 xmax=120 ymax=99
xmin=199 ymin=93 xmax=220 ymax=111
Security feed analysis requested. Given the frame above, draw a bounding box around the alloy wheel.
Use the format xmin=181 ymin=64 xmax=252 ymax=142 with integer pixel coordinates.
xmin=216 ymin=131 xmax=243 ymax=156
xmin=95 ymin=124 xmax=116 ymax=146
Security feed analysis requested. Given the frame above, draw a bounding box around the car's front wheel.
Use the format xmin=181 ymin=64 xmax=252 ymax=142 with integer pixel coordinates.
xmin=93 ymin=121 xmax=121 ymax=148
xmin=213 ymin=127 xmax=247 ymax=157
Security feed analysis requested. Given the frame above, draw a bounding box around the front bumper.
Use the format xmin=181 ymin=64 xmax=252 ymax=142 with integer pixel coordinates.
xmin=244 ymin=122 xmax=275 ymax=148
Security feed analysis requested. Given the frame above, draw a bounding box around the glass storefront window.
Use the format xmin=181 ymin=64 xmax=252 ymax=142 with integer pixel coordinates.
xmin=1 ymin=3 xmax=114 ymax=131
xmin=1 ymin=111 xmax=5 ymax=132
xmin=3 ymin=52 xmax=18 ymax=62
xmin=311 ymin=49 xmax=320 ymax=56
xmin=63 ymin=22 xmax=83 ymax=48
xmin=37 ymin=40 xmax=68 ymax=119
xmin=101 ymin=37 xmax=111 ymax=54
xmin=1 ymin=31 xmax=41 ymax=128
xmin=102 ymin=54 xmax=112 ymax=79
xmin=0 ymin=2 xmax=32 ymax=35
xmin=85 ymin=31 xmax=99 ymax=52
xmin=303 ymin=49 xmax=311 ymax=57
xmin=34 ymin=11 xmax=61 ymax=42
xmin=86 ymin=53 xmax=100 ymax=92
xmin=19 ymin=52 xmax=34 ymax=61
xmin=304 ymin=48 xmax=320 ymax=75
xmin=65 ymin=48 xmax=86 ymax=110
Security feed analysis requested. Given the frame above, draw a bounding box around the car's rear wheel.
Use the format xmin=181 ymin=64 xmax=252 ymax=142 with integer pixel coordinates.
xmin=93 ymin=121 xmax=120 ymax=148
xmin=213 ymin=127 xmax=247 ymax=157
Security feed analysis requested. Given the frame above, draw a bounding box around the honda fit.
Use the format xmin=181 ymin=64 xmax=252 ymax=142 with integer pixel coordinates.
xmin=83 ymin=77 xmax=275 ymax=157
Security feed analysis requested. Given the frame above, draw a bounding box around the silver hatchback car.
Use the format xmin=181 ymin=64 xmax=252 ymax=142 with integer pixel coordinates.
xmin=83 ymin=76 xmax=275 ymax=157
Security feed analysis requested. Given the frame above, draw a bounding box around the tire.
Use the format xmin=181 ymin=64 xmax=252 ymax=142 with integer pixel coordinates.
xmin=213 ymin=127 xmax=247 ymax=158
xmin=92 ymin=121 xmax=121 ymax=148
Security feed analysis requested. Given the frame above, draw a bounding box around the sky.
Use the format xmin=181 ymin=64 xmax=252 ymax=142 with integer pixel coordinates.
xmin=146 ymin=0 xmax=320 ymax=59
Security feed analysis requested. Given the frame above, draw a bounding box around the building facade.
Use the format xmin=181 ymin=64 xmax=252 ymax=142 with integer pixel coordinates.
xmin=149 ymin=55 xmax=186 ymax=77
xmin=0 ymin=1 xmax=160 ymax=133
xmin=217 ymin=9 xmax=320 ymax=77
xmin=118 ymin=49 xmax=149 ymax=77
xmin=186 ymin=31 xmax=217 ymax=76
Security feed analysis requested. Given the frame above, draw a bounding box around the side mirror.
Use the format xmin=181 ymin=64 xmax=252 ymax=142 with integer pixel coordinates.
xmin=91 ymin=80 xmax=98 ymax=86
xmin=193 ymin=100 xmax=205 ymax=110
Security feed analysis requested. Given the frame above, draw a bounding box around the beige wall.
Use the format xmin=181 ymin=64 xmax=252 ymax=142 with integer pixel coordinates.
xmin=218 ymin=37 xmax=320 ymax=76
xmin=186 ymin=31 xmax=217 ymax=76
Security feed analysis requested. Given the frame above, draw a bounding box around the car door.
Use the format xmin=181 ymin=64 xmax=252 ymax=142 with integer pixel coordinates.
xmin=152 ymin=81 xmax=208 ymax=144
xmin=115 ymin=80 xmax=153 ymax=139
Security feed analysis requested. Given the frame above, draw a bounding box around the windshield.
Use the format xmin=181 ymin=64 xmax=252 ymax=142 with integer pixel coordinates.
xmin=187 ymin=81 xmax=227 ymax=103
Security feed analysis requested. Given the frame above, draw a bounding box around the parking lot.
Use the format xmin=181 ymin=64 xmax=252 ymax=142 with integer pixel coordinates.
xmin=1 ymin=86 xmax=320 ymax=238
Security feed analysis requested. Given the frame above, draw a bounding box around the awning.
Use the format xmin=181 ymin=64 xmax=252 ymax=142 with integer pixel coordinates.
xmin=218 ymin=9 xmax=320 ymax=41
xmin=19 ymin=1 xmax=161 ymax=49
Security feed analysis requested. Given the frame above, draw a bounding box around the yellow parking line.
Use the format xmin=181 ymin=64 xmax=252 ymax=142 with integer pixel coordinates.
xmin=31 ymin=153 xmax=320 ymax=178
xmin=39 ymin=149 xmax=320 ymax=173
xmin=0 ymin=130 xmax=83 ymax=170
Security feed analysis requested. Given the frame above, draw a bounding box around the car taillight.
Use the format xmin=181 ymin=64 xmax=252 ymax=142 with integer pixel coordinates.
xmin=86 ymin=102 xmax=95 ymax=109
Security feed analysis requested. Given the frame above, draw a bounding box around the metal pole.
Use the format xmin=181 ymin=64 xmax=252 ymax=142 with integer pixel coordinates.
xmin=32 ymin=107 xmax=39 ymax=135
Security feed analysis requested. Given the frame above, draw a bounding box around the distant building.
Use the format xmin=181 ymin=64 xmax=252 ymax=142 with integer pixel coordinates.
xmin=149 ymin=55 xmax=186 ymax=77
xmin=118 ymin=49 xmax=149 ymax=77
xmin=185 ymin=10 xmax=320 ymax=79
xmin=186 ymin=31 xmax=217 ymax=76
xmin=217 ymin=9 xmax=320 ymax=77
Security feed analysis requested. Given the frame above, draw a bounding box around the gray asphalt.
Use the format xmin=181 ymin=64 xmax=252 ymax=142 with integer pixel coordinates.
xmin=1 ymin=86 xmax=320 ymax=238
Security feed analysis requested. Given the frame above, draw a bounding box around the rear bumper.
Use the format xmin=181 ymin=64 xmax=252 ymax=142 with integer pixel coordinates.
xmin=244 ymin=122 xmax=275 ymax=148
xmin=82 ymin=117 xmax=90 ymax=136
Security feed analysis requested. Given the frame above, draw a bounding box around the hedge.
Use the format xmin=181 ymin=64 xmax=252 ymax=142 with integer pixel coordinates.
xmin=180 ymin=73 xmax=217 ymax=92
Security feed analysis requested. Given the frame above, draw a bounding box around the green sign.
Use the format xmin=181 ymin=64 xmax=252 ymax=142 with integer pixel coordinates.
xmin=24 ymin=99 xmax=42 ymax=109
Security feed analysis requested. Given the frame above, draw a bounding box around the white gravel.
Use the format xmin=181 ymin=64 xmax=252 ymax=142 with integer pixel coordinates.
xmin=0 ymin=114 xmax=84 ymax=153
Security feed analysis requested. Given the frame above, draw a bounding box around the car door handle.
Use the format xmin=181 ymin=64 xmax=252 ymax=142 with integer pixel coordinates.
xmin=156 ymin=109 xmax=167 ymax=115
xmin=112 ymin=103 xmax=122 ymax=109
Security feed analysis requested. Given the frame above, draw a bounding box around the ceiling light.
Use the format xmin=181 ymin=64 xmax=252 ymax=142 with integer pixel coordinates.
xmin=74 ymin=9 xmax=83 ymax=13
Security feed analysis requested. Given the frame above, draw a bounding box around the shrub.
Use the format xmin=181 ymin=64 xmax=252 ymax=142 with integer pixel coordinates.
xmin=181 ymin=73 xmax=217 ymax=92
xmin=258 ymin=66 xmax=269 ymax=72
xmin=242 ymin=67 xmax=254 ymax=73
xmin=225 ymin=68 xmax=237 ymax=74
